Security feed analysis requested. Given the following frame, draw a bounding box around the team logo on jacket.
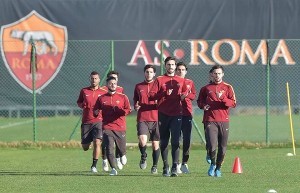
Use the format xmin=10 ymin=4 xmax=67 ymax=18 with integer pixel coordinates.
xmin=217 ymin=90 xmax=225 ymax=98
xmin=0 ymin=10 xmax=68 ymax=93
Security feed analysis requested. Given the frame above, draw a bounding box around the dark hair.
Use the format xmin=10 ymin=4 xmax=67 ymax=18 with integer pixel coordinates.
xmin=106 ymin=76 xmax=116 ymax=82
xmin=176 ymin=61 xmax=187 ymax=71
xmin=210 ymin=64 xmax=224 ymax=72
xmin=164 ymin=56 xmax=176 ymax=65
xmin=90 ymin=71 xmax=100 ymax=78
xmin=144 ymin=64 xmax=156 ymax=73
xmin=107 ymin=70 xmax=119 ymax=78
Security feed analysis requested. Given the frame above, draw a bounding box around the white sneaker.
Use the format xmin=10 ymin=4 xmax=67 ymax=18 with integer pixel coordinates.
xmin=181 ymin=163 xmax=190 ymax=174
xmin=176 ymin=163 xmax=182 ymax=174
xmin=91 ymin=166 xmax=98 ymax=173
xmin=109 ymin=168 xmax=118 ymax=176
xmin=116 ymin=158 xmax=123 ymax=170
xmin=102 ymin=159 xmax=109 ymax=172
xmin=120 ymin=155 xmax=127 ymax=165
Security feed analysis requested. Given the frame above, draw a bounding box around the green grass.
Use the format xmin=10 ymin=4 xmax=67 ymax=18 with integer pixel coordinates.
xmin=0 ymin=116 xmax=139 ymax=142
xmin=0 ymin=147 xmax=299 ymax=193
xmin=0 ymin=114 xmax=299 ymax=143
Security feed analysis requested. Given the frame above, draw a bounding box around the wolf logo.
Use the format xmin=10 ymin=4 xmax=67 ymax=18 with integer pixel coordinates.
xmin=10 ymin=29 xmax=58 ymax=56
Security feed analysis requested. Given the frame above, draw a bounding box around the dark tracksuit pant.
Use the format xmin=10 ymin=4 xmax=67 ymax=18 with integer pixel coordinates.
xmin=103 ymin=129 xmax=126 ymax=169
xmin=204 ymin=121 xmax=229 ymax=170
xmin=181 ymin=115 xmax=192 ymax=164
xmin=158 ymin=112 xmax=182 ymax=170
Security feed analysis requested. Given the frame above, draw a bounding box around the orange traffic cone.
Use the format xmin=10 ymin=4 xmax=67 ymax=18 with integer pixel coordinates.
xmin=232 ymin=157 xmax=243 ymax=174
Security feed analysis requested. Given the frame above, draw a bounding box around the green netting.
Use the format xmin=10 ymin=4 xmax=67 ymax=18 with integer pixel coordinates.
xmin=0 ymin=39 xmax=299 ymax=144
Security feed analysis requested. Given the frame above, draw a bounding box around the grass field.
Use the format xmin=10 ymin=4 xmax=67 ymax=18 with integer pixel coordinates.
xmin=0 ymin=147 xmax=299 ymax=193
xmin=1 ymin=113 xmax=299 ymax=192
xmin=0 ymin=114 xmax=299 ymax=144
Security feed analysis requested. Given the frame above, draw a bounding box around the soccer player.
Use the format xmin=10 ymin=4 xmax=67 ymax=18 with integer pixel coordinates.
xmin=76 ymin=71 xmax=106 ymax=173
xmin=133 ymin=64 xmax=160 ymax=174
xmin=148 ymin=56 xmax=187 ymax=177
xmin=175 ymin=62 xmax=196 ymax=174
xmin=94 ymin=76 xmax=131 ymax=176
xmin=100 ymin=70 xmax=124 ymax=171
xmin=197 ymin=64 xmax=237 ymax=177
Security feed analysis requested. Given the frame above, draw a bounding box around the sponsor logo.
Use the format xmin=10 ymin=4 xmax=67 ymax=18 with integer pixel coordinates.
xmin=0 ymin=10 xmax=68 ymax=93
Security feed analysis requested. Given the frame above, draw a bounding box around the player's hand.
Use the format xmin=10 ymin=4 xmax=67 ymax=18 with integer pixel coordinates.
xmin=113 ymin=106 xmax=126 ymax=115
xmin=161 ymin=85 xmax=167 ymax=95
xmin=167 ymin=89 xmax=173 ymax=95
xmin=83 ymin=103 xmax=88 ymax=108
xmin=93 ymin=109 xmax=99 ymax=117
xmin=204 ymin=104 xmax=210 ymax=111
xmin=134 ymin=105 xmax=141 ymax=111
xmin=113 ymin=106 xmax=123 ymax=112
xmin=134 ymin=102 xmax=141 ymax=111
xmin=180 ymin=93 xmax=187 ymax=101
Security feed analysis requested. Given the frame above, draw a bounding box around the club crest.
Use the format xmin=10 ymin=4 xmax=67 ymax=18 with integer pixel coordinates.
xmin=0 ymin=10 xmax=68 ymax=93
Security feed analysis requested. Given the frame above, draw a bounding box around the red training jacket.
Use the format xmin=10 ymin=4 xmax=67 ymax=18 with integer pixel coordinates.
xmin=182 ymin=78 xmax=197 ymax=116
xmin=133 ymin=80 xmax=158 ymax=122
xmin=148 ymin=74 xmax=186 ymax=116
xmin=95 ymin=92 xmax=131 ymax=131
xmin=77 ymin=87 xmax=106 ymax=123
xmin=197 ymin=81 xmax=236 ymax=122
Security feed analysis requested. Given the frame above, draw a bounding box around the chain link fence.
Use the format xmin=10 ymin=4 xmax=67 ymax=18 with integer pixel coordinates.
xmin=0 ymin=40 xmax=299 ymax=144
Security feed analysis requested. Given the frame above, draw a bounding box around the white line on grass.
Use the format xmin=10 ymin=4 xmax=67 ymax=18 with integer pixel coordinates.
xmin=0 ymin=120 xmax=33 ymax=129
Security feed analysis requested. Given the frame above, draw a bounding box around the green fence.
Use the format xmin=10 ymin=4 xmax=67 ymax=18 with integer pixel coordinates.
xmin=0 ymin=40 xmax=299 ymax=144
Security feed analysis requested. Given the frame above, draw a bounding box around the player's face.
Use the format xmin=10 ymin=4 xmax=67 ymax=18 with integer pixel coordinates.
xmin=176 ymin=65 xmax=187 ymax=78
xmin=212 ymin=68 xmax=224 ymax=84
xmin=144 ymin=68 xmax=155 ymax=82
xmin=165 ymin=60 xmax=176 ymax=75
xmin=90 ymin=74 xmax=100 ymax=88
xmin=107 ymin=79 xmax=117 ymax=92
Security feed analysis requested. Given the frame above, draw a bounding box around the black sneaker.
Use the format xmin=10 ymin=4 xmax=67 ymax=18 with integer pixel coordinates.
xmin=170 ymin=167 xmax=178 ymax=177
xmin=151 ymin=166 xmax=158 ymax=174
xmin=162 ymin=167 xmax=170 ymax=177
xmin=139 ymin=159 xmax=147 ymax=170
